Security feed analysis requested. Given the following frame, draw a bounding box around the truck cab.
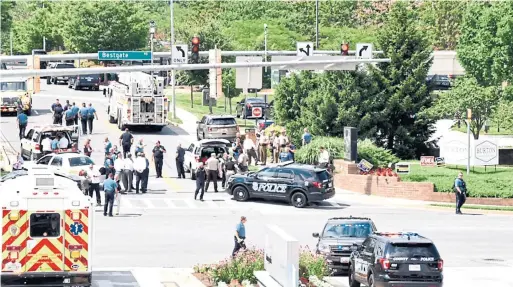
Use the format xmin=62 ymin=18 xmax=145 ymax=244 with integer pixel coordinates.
xmin=1 ymin=77 xmax=32 ymax=115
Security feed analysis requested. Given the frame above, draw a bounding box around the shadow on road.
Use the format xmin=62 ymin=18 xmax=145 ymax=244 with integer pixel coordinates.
xmin=244 ymin=198 xmax=350 ymax=210
xmin=128 ymin=125 xmax=192 ymax=137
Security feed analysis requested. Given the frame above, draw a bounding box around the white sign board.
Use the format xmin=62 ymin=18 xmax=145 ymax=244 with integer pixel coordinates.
xmin=208 ymin=49 xmax=222 ymax=98
xmin=236 ymin=56 xmax=263 ymax=90
xmin=356 ymin=43 xmax=373 ymax=59
xmin=440 ymin=138 xmax=499 ymax=166
xmin=264 ymin=225 xmax=299 ymax=287
xmin=272 ymin=56 xmax=357 ymax=71
xmin=171 ymin=45 xmax=188 ymax=64
xmin=296 ymin=42 xmax=314 ymax=57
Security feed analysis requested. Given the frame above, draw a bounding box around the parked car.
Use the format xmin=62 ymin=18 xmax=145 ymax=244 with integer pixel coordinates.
xmin=20 ymin=125 xmax=78 ymax=160
xmin=183 ymin=139 xmax=231 ymax=180
xmin=196 ymin=114 xmax=239 ymax=142
xmin=33 ymin=152 xmax=104 ymax=180
xmin=46 ymin=62 xmax=76 ymax=85
xmin=235 ymin=97 xmax=269 ymax=119
xmin=426 ymin=74 xmax=451 ymax=90
xmin=68 ymin=74 xmax=101 ymax=91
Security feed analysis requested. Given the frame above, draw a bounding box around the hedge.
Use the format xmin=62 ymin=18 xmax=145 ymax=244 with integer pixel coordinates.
xmin=294 ymin=137 xmax=399 ymax=168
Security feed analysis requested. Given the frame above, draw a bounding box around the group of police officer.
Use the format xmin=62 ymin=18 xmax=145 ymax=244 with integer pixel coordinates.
xmin=50 ymin=99 xmax=98 ymax=134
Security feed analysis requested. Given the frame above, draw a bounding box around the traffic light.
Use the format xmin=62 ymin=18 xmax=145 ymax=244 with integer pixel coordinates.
xmin=341 ymin=43 xmax=349 ymax=55
xmin=191 ymin=36 xmax=200 ymax=63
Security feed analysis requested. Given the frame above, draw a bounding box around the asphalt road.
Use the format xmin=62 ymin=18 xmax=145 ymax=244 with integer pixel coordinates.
xmin=1 ymin=82 xmax=513 ymax=286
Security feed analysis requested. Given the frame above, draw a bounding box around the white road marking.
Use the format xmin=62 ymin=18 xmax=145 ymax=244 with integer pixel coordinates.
xmin=33 ymin=110 xmax=39 ymax=115
xmin=164 ymin=199 xmax=176 ymax=208
xmin=121 ymin=197 xmax=133 ymax=208
xmin=204 ymin=200 xmax=217 ymax=208
xmin=183 ymin=199 xmax=197 ymax=208
xmin=142 ymin=199 xmax=155 ymax=209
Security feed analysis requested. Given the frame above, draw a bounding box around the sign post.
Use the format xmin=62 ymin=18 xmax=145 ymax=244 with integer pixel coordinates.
xmin=467 ymin=108 xmax=471 ymax=174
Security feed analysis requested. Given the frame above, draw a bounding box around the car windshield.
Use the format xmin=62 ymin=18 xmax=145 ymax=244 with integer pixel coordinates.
xmin=68 ymin=157 xmax=94 ymax=167
xmin=322 ymin=222 xmax=372 ymax=238
xmin=247 ymin=98 xmax=264 ymax=103
xmin=387 ymin=243 xmax=440 ymax=258
xmin=209 ymin=118 xmax=236 ymax=125
xmin=56 ymin=64 xmax=75 ymax=69
xmin=437 ymin=75 xmax=449 ymax=80
xmin=1 ymin=81 xmax=27 ymax=92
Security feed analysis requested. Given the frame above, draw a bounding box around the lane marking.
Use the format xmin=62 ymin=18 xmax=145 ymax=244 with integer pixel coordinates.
xmin=183 ymin=199 xmax=196 ymax=208
xmin=164 ymin=199 xmax=176 ymax=208
xmin=121 ymin=197 xmax=133 ymax=208
xmin=142 ymin=199 xmax=155 ymax=209
xmin=33 ymin=110 xmax=39 ymax=115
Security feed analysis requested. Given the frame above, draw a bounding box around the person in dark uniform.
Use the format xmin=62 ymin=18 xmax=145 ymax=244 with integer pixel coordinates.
xmin=224 ymin=155 xmax=236 ymax=187
xmin=175 ymin=143 xmax=186 ymax=179
xmin=194 ymin=162 xmax=206 ymax=201
xmin=152 ymin=141 xmax=166 ymax=178
xmin=52 ymin=99 xmax=64 ymax=125
xmin=232 ymin=216 xmax=247 ymax=258
xmin=16 ymin=112 xmax=28 ymax=140
xmin=119 ymin=128 xmax=133 ymax=158
xmin=134 ymin=152 xmax=149 ymax=194
xmin=454 ymin=172 xmax=467 ymax=214
xmin=63 ymin=100 xmax=71 ymax=111
xmin=204 ymin=153 xmax=219 ymax=193
xmin=79 ymin=103 xmax=89 ymax=135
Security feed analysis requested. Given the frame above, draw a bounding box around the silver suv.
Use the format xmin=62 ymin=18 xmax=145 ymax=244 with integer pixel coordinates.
xmin=196 ymin=115 xmax=239 ymax=142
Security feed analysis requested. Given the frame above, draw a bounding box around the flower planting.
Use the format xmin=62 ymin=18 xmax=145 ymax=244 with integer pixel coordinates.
xmin=359 ymin=167 xmax=399 ymax=177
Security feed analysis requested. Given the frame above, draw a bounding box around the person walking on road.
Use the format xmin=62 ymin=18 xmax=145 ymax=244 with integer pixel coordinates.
xmin=175 ymin=143 xmax=186 ymax=179
xmin=63 ymin=100 xmax=71 ymax=111
xmin=103 ymin=173 xmax=118 ymax=217
xmin=104 ymin=137 xmax=112 ymax=156
xmin=86 ymin=164 xmax=102 ymax=206
xmin=134 ymin=152 xmax=149 ymax=194
xmin=152 ymin=141 xmax=166 ymax=178
xmin=232 ymin=216 xmax=247 ymax=258
xmin=17 ymin=111 xmax=28 ymax=140
xmin=454 ymin=172 xmax=467 ymax=214
xmin=79 ymin=103 xmax=89 ymax=135
xmin=204 ymin=153 xmax=220 ymax=193
xmin=258 ymin=131 xmax=269 ymax=165
xmin=194 ymin=162 xmax=206 ymax=201
xmin=86 ymin=103 xmax=98 ymax=134
xmin=114 ymin=153 xmax=124 ymax=193
xmin=119 ymin=128 xmax=133 ymax=158
xmin=122 ymin=154 xmax=134 ymax=193
xmin=104 ymin=153 xmax=115 ymax=178
xmin=52 ymin=99 xmax=64 ymax=125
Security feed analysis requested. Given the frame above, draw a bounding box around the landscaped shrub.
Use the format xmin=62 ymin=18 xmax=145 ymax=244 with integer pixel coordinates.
xmin=357 ymin=139 xmax=400 ymax=168
xmin=193 ymin=246 xmax=329 ymax=286
xmin=294 ymin=137 xmax=345 ymax=165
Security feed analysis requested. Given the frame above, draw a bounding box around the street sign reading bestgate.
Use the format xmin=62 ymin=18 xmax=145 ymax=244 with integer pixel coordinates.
xmin=98 ymin=51 xmax=152 ymax=61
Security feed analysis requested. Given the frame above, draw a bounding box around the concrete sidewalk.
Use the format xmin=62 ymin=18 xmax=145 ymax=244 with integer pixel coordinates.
xmin=95 ymin=267 xmax=205 ymax=287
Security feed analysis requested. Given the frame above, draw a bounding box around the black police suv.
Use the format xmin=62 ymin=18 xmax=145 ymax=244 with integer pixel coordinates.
xmin=68 ymin=74 xmax=101 ymax=91
xmin=226 ymin=162 xmax=335 ymax=208
xmin=313 ymin=217 xmax=377 ymax=275
xmin=348 ymin=232 xmax=444 ymax=287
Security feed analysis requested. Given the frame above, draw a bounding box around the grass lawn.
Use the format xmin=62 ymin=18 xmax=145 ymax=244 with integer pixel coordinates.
xmin=430 ymin=203 xmax=513 ymax=212
xmin=452 ymin=123 xmax=513 ymax=136
xmin=401 ymin=164 xmax=513 ymax=198
xmin=166 ymin=89 xmax=274 ymax=130
xmin=166 ymin=112 xmax=183 ymax=124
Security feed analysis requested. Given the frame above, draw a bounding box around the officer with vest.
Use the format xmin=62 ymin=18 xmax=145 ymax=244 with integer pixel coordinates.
xmin=71 ymin=102 xmax=80 ymax=125
xmin=152 ymin=141 xmax=166 ymax=178
xmin=454 ymin=172 xmax=467 ymax=214
xmin=17 ymin=112 xmax=28 ymax=140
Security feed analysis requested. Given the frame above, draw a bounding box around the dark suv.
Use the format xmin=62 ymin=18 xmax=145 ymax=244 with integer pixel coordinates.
xmin=226 ymin=162 xmax=335 ymax=208
xmin=68 ymin=74 xmax=101 ymax=91
xmin=313 ymin=217 xmax=377 ymax=275
xmin=349 ymin=232 xmax=444 ymax=287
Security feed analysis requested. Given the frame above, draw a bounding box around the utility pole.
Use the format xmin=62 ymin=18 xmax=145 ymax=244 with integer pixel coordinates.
xmin=467 ymin=109 xmax=471 ymax=174
xmin=149 ymin=21 xmax=156 ymax=76
xmin=315 ymin=0 xmax=319 ymax=49
xmin=170 ymin=0 xmax=176 ymax=119
xmin=264 ymin=24 xmax=268 ymax=73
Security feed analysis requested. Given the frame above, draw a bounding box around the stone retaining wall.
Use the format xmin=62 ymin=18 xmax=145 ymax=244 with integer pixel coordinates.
xmin=333 ymin=159 xmax=513 ymax=206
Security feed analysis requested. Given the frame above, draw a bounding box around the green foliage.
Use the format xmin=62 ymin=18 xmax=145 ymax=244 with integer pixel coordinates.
xmin=491 ymin=99 xmax=513 ymax=132
xmin=357 ymin=139 xmax=400 ymax=168
xmin=401 ymin=165 xmax=513 ymax=198
xmin=457 ymin=1 xmax=513 ymax=86
xmin=298 ymin=247 xmax=330 ymax=279
xmin=428 ymin=76 xmax=500 ymax=139
xmin=294 ymin=137 xmax=346 ymax=165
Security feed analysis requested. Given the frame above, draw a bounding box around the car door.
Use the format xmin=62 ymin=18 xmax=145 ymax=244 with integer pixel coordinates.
xmin=251 ymin=167 xmax=278 ymax=199
xmin=354 ymin=238 xmax=373 ymax=281
xmin=273 ymin=168 xmax=295 ymax=199
xmin=361 ymin=238 xmax=376 ymax=280
xmin=21 ymin=129 xmax=34 ymax=156
xmin=184 ymin=143 xmax=195 ymax=171
xmin=49 ymin=156 xmax=63 ymax=172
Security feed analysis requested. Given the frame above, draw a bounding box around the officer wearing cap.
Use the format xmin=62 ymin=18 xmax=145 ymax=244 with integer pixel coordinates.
xmin=152 ymin=141 xmax=166 ymax=178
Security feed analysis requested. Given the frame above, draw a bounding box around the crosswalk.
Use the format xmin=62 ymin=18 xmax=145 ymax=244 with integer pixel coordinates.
xmin=93 ymin=195 xmax=347 ymax=214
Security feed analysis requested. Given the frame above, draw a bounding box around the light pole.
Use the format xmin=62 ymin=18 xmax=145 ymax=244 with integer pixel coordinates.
xmin=315 ymin=0 xmax=319 ymax=49
xmin=42 ymin=0 xmax=46 ymax=51
xmin=149 ymin=20 xmax=156 ymax=75
xmin=170 ymin=0 xmax=176 ymax=119
xmin=264 ymin=24 xmax=268 ymax=73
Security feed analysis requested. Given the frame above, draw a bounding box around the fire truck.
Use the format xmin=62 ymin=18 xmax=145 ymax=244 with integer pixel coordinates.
xmin=0 ymin=167 xmax=93 ymax=286
xmin=104 ymin=72 xmax=168 ymax=131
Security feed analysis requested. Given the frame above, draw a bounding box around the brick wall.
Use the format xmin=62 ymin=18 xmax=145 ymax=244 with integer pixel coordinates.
xmin=333 ymin=160 xmax=513 ymax=206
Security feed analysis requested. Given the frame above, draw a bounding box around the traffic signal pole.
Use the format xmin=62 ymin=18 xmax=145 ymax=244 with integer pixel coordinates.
xmin=170 ymin=0 xmax=176 ymax=119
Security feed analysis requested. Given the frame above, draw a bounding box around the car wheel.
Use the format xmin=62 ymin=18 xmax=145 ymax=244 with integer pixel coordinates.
xmin=367 ymin=273 xmax=375 ymax=287
xmin=46 ymin=78 xmax=51 ymax=85
xmin=290 ymin=191 xmax=307 ymax=208
xmin=190 ymin=166 xmax=196 ymax=180
xmin=68 ymin=82 xmax=72 ymax=88
xmin=233 ymin=186 xmax=249 ymax=202
xmin=202 ymin=132 xmax=205 ymax=140
xmin=196 ymin=130 xmax=201 ymax=141
xmin=348 ymin=267 xmax=360 ymax=287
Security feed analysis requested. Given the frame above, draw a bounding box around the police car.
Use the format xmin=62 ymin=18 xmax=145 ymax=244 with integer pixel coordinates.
xmin=31 ymin=152 xmax=104 ymax=180
xmin=226 ymin=162 xmax=335 ymax=208
xmin=20 ymin=125 xmax=78 ymax=160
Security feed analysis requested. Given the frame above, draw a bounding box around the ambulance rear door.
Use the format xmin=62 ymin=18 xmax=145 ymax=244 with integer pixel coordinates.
xmin=1 ymin=209 xmax=28 ymax=273
xmin=64 ymin=208 xmax=90 ymax=272
xmin=25 ymin=198 xmax=66 ymax=272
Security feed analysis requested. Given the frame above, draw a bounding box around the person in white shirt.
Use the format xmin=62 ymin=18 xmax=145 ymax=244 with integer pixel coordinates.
xmin=86 ymin=164 xmax=102 ymax=206
xmin=122 ymin=154 xmax=134 ymax=193
xmin=41 ymin=136 xmax=53 ymax=155
xmin=318 ymin=146 xmax=330 ymax=167
xmin=134 ymin=152 xmax=149 ymax=194
xmin=113 ymin=153 xmax=124 ymax=193
xmin=243 ymin=137 xmax=257 ymax=165
xmin=278 ymin=129 xmax=289 ymax=147
xmin=58 ymin=133 xmax=69 ymax=149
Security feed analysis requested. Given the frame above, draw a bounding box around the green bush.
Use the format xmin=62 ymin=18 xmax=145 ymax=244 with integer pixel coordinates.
xmin=294 ymin=137 xmax=345 ymax=165
xmin=193 ymin=246 xmax=329 ymax=285
xmin=357 ymin=139 xmax=400 ymax=168
xmin=264 ymin=124 xmax=284 ymax=136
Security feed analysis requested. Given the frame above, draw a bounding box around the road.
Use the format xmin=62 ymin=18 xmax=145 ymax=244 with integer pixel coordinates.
xmin=1 ymin=82 xmax=512 ymax=286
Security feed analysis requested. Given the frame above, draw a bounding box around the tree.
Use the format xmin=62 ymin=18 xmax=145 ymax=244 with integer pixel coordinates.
xmin=429 ymin=76 xmax=500 ymax=139
xmin=61 ymin=2 xmax=148 ymax=53
xmin=222 ymin=69 xmax=240 ymax=114
xmin=457 ymin=1 xmax=513 ymax=86
xmin=491 ymin=99 xmax=513 ymax=133
xmin=367 ymin=1 xmax=435 ymax=159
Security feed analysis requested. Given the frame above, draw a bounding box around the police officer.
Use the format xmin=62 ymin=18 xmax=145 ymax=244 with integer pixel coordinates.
xmin=119 ymin=128 xmax=133 ymax=158
xmin=65 ymin=106 xmax=75 ymax=126
xmin=16 ymin=111 xmax=28 ymax=140
xmin=152 ymin=141 xmax=166 ymax=178
xmin=205 ymin=153 xmax=219 ymax=193
xmin=79 ymin=103 xmax=89 ymax=135
xmin=176 ymin=143 xmax=186 ymax=179
xmin=224 ymin=155 xmax=237 ymax=187
xmin=454 ymin=172 xmax=467 ymax=214
xmin=63 ymin=100 xmax=71 ymax=111
xmin=52 ymin=99 xmax=64 ymax=125
xmin=87 ymin=103 xmax=98 ymax=134
xmin=194 ymin=162 xmax=206 ymax=201
xmin=232 ymin=216 xmax=247 ymax=258
xmin=103 ymin=173 xmax=118 ymax=217
xmin=71 ymin=102 xmax=80 ymax=125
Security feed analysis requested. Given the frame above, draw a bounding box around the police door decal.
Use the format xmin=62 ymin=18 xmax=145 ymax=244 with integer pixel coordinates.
xmin=252 ymin=182 xmax=287 ymax=193
xmin=354 ymin=258 xmax=368 ymax=277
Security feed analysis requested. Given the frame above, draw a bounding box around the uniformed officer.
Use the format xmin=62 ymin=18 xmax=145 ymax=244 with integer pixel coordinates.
xmin=454 ymin=172 xmax=467 ymax=214
xmin=86 ymin=103 xmax=98 ymax=134
xmin=103 ymin=173 xmax=118 ymax=217
xmin=205 ymin=153 xmax=219 ymax=193
xmin=194 ymin=162 xmax=206 ymax=201
xmin=65 ymin=106 xmax=75 ymax=126
xmin=16 ymin=111 xmax=28 ymax=140
xmin=79 ymin=103 xmax=89 ymax=135
xmin=152 ymin=141 xmax=166 ymax=178
xmin=119 ymin=128 xmax=134 ymax=158
xmin=176 ymin=143 xmax=186 ymax=179
xmin=71 ymin=102 xmax=80 ymax=125
xmin=232 ymin=216 xmax=247 ymax=258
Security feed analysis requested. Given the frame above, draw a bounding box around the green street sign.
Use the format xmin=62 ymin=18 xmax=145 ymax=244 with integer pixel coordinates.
xmin=98 ymin=51 xmax=152 ymax=61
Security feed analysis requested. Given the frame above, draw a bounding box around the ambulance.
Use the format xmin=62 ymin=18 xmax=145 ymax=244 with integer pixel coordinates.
xmin=0 ymin=167 xmax=94 ymax=286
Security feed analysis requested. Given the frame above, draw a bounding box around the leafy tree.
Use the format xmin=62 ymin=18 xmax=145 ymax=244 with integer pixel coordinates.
xmin=429 ymin=76 xmax=500 ymax=139
xmin=61 ymin=1 xmax=148 ymax=53
xmin=367 ymin=1 xmax=435 ymax=159
xmin=1 ymin=1 xmax=15 ymax=33
xmin=457 ymin=1 xmax=513 ymax=86
xmin=491 ymin=99 xmax=513 ymax=133
xmin=221 ymin=68 xmax=241 ymax=114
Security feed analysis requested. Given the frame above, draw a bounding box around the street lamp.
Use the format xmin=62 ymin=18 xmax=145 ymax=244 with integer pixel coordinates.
xmin=149 ymin=20 xmax=156 ymax=74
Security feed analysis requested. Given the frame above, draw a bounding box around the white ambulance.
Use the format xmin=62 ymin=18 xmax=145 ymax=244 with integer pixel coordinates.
xmin=0 ymin=167 xmax=94 ymax=286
